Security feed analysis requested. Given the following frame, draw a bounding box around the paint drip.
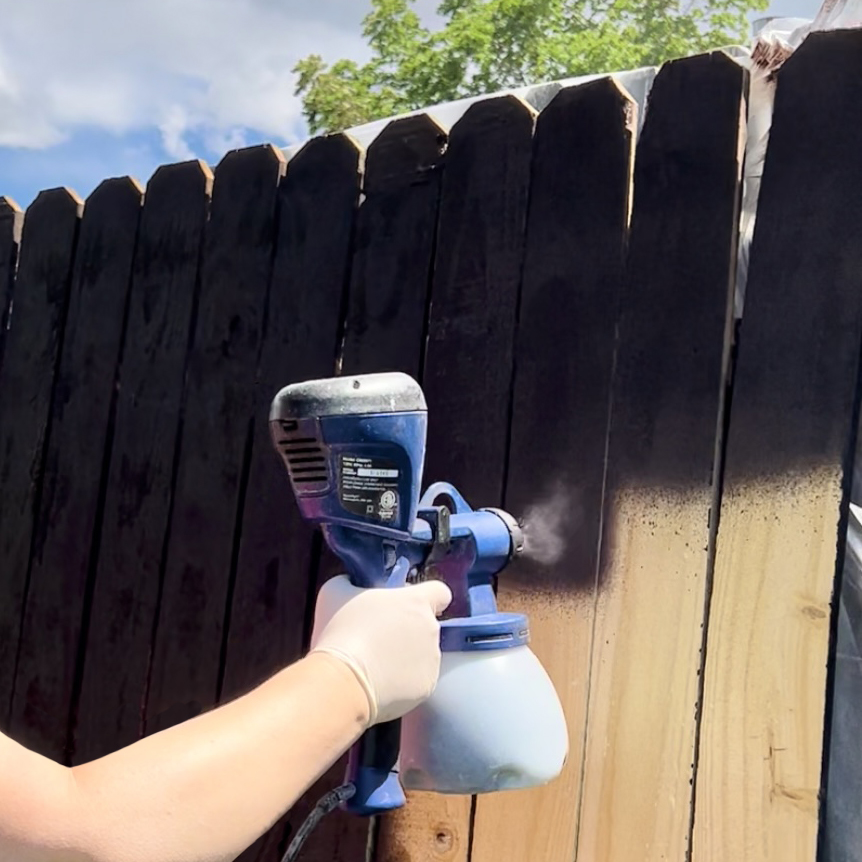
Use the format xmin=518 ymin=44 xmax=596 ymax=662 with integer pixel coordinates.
xmin=518 ymin=484 xmax=574 ymax=567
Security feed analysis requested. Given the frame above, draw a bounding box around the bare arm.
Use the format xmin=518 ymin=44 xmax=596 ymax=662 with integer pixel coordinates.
xmin=0 ymin=575 xmax=450 ymax=862
xmin=0 ymin=652 xmax=369 ymax=862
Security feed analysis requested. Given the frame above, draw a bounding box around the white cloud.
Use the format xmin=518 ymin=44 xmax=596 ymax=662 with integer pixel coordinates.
xmin=158 ymin=105 xmax=196 ymax=161
xmin=0 ymin=49 xmax=65 ymax=147
xmin=0 ymin=0 xmax=374 ymax=157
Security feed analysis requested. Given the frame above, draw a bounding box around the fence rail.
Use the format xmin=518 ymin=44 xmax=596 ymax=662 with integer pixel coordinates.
xmin=1 ymin=30 xmax=861 ymax=862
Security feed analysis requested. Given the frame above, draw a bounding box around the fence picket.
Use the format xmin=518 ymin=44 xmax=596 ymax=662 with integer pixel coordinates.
xmin=72 ymin=161 xmax=213 ymax=765
xmin=144 ymin=146 xmax=284 ymax=740
xmin=376 ymin=94 xmax=536 ymax=862
xmin=302 ymin=113 xmax=448 ymax=862
xmin=0 ymin=189 xmax=82 ymax=735
xmin=220 ymin=135 xmax=363 ymax=862
xmin=9 ymin=178 xmax=142 ymax=762
xmin=469 ymin=78 xmax=635 ymax=862
xmin=575 ymin=52 xmax=746 ymax=862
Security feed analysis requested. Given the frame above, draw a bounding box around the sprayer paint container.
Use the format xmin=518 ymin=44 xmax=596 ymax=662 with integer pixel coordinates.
xmin=399 ymin=612 xmax=568 ymax=794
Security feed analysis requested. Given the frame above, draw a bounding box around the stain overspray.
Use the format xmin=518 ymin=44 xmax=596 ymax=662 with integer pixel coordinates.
xmin=518 ymin=482 xmax=578 ymax=567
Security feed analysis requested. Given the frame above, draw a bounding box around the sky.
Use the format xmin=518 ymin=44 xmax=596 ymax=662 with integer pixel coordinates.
xmin=0 ymin=0 xmax=824 ymax=208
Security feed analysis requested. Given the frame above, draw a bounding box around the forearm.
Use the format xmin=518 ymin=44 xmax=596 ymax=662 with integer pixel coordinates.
xmin=0 ymin=574 xmax=448 ymax=862
xmin=70 ymin=653 xmax=369 ymax=862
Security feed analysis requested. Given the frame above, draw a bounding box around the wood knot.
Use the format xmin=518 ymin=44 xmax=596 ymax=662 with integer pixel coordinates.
xmin=433 ymin=825 xmax=454 ymax=854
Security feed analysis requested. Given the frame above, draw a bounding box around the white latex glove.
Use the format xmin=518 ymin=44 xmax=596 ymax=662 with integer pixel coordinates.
xmin=309 ymin=568 xmax=452 ymax=725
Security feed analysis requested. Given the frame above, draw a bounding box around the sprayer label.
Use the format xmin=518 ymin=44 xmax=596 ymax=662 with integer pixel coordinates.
xmin=339 ymin=455 xmax=400 ymax=522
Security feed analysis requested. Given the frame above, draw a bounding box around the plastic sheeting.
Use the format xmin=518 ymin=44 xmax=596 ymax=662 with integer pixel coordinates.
xmin=282 ymin=66 xmax=658 ymax=161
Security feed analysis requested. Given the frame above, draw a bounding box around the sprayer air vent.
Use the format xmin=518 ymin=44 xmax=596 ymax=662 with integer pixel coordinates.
xmin=277 ymin=430 xmax=328 ymax=487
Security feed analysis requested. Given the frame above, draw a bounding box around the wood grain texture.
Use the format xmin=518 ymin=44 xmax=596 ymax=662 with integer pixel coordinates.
xmin=376 ymin=95 xmax=536 ymax=862
xmin=0 ymin=196 xmax=23 ymax=374
xmin=220 ymin=135 xmax=362 ymax=862
xmin=145 ymin=145 xmax=284 ymax=738
xmin=9 ymin=178 xmax=143 ymax=762
xmin=469 ymin=79 xmax=635 ymax=862
xmin=0 ymin=189 xmax=82 ymax=734
xmin=693 ymin=30 xmax=862 ymax=862
xmin=72 ymin=161 xmax=212 ymax=765
xmin=305 ymin=115 xmax=447 ymax=862
xmin=575 ymin=52 xmax=746 ymax=862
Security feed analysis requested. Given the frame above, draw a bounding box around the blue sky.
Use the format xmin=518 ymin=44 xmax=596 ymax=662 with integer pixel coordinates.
xmin=0 ymin=0 xmax=824 ymax=209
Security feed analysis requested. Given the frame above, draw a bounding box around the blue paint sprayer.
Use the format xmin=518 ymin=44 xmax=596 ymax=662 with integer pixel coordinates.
xmin=269 ymin=372 xmax=568 ymax=859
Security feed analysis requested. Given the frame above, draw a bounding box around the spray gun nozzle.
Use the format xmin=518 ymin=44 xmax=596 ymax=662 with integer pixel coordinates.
xmin=480 ymin=508 xmax=525 ymax=559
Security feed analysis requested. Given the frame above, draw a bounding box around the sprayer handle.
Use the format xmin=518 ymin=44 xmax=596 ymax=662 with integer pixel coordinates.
xmin=343 ymin=720 xmax=405 ymax=815
xmin=341 ymin=555 xmax=410 ymax=815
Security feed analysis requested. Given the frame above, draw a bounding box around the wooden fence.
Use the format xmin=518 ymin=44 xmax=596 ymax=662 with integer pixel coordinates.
xmin=2 ymin=29 xmax=862 ymax=862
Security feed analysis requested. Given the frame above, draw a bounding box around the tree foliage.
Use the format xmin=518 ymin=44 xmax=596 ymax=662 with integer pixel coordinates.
xmin=294 ymin=0 xmax=766 ymax=134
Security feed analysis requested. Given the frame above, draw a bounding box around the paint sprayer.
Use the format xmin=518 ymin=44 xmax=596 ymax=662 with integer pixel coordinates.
xmin=269 ymin=372 xmax=568 ymax=860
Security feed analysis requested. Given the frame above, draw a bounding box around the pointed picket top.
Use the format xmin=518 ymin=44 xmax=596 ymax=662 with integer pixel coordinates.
xmin=0 ymin=197 xmax=23 ymax=244
xmin=215 ymin=142 xmax=286 ymax=174
xmin=85 ymin=176 xmax=145 ymax=211
xmin=365 ymin=113 xmax=447 ymax=191
xmin=0 ymin=196 xmax=22 ymax=216
xmin=545 ymin=74 xmax=637 ymax=124
xmin=147 ymin=159 xmax=214 ymax=199
xmin=26 ymin=187 xmax=84 ymax=219
xmin=452 ymin=91 xmax=538 ymax=136
xmin=287 ymin=132 xmax=364 ymax=186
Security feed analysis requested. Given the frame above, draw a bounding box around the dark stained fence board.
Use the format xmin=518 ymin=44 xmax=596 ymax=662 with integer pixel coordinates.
xmin=341 ymin=115 xmax=446 ymax=380
xmin=0 ymin=189 xmax=82 ymax=734
xmin=222 ymin=135 xmax=362 ymax=705
xmin=144 ymin=145 xmax=285 ymax=738
xmin=315 ymin=115 xmax=447 ymax=595
xmin=299 ymin=115 xmax=447 ymax=862
xmin=9 ymin=179 xmax=143 ymax=762
xmin=694 ymin=30 xmax=862 ymax=862
xmin=0 ymin=196 xmax=23 ymax=375
xmin=220 ymin=135 xmax=362 ymax=862
xmin=576 ymin=52 xmax=746 ymax=862
xmin=470 ymin=79 xmax=635 ymax=862
xmin=376 ymin=95 xmax=536 ymax=862
xmin=420 ymin=96 xmax=535 ymax=502
xmin=72 ymin=161 xmax=213 ymax=765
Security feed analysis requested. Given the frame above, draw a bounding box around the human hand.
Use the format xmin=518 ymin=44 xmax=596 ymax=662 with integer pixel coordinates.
xmin=308 ymin=572 xmax=452 ymax=725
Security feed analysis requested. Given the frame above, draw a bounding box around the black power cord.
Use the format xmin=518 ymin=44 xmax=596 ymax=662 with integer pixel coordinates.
xmin=280 ymin=783 xmax=357 ymax=862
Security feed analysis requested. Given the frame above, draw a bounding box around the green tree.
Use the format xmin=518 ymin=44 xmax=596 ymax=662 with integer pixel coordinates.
xmin=294 ymin=0 xmax=767 ymax=134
